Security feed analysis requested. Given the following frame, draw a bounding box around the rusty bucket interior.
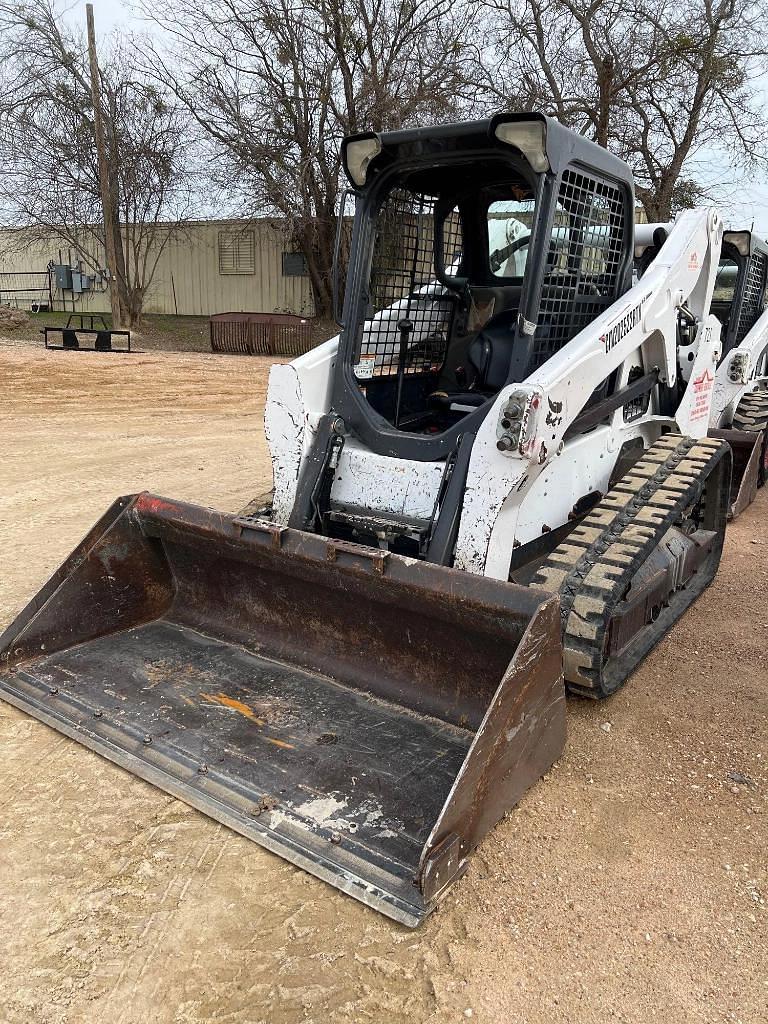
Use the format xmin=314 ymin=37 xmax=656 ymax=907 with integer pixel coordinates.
xmin=0 ymin=493 xmax=564 ymax=926
xmin=708 ymin=427 xmax=765 ymax=518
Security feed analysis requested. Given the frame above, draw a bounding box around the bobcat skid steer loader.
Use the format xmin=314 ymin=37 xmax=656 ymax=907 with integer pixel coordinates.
xmin=0 ymin=114 xmax=732 ymax=926
xmin=638 ymin=225 xmax=768 ymax=515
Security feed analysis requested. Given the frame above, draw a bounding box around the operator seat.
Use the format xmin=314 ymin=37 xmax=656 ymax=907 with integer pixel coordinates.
xmin=429 ymin=309 xmax=518 ymax=413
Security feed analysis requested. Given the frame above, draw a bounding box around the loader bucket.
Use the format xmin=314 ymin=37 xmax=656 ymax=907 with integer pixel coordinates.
xmin=0 ymin=493 xmax=564 ymax=926
xmin=708 ymin=427 xmax=765 ymax=518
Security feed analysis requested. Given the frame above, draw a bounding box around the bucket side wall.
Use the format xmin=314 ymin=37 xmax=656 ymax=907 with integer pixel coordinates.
xmin=0 ymin=496 xmax=174 ymax=670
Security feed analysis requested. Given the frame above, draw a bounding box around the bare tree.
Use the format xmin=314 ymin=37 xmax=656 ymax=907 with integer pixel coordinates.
xmin=484 ymin=0 xmax=768 ymax=220
xmin=0 ymin=0 xmax=194 ymax=324
xmin=141 ymin=0 xmax=484 ymax=319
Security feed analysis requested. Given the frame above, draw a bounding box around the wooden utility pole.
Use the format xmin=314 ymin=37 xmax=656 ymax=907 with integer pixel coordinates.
xmin=86 ymin=3 xmax=122 ymax=328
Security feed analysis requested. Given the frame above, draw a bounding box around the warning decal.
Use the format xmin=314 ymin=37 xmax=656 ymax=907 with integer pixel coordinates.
xmin=354 ymin=353 xmax=376 ymax=379
xmin=690 ymin=367 xmax=714 ymax=421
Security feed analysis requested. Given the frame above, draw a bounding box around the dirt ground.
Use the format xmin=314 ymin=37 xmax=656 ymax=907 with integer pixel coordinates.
xmin=0 ymin=341 xmax=766 ymax=1024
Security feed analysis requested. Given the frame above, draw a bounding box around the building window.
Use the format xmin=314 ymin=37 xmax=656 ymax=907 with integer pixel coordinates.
xmin=218 ymin=230 xmax=256 ymax=275
xmin=282 ymin=251 xmax=309 ymax=277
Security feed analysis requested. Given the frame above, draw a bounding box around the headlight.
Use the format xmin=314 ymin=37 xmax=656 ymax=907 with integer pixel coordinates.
xmin=343 ymin=135 xmax=383 ymax=187
xmin=494 ymin=119 xmax=549 ymax=173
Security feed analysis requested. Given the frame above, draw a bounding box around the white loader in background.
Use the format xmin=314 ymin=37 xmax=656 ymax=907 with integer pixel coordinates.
xmin=0 ymin=113 xmax=746 ymax=925
xmin=637 ymin=223 xmax=768 ymax=514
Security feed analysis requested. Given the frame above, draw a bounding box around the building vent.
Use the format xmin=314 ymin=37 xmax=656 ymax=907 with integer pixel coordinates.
xmin=218 ymin=230 xmax=256 ymax=275
xmin=282 ymin=251 xmax=309 ymax=277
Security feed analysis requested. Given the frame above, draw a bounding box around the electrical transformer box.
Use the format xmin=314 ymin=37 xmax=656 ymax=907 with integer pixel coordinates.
xmin=53 ymin=264 xmax=72 ymax=290
xmin=70 ymin=272 xmax=92 ymax=293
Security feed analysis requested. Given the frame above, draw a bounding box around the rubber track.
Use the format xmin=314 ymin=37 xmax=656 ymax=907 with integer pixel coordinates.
xmin=732 ymin=388 xmax=768 ymax=433
xmin=531 ymin=433 xmax=729 ymax=697
xmin=733 ymin=389 xmax=768 ymax=485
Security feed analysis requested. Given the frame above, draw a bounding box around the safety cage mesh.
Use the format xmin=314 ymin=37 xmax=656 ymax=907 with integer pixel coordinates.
xmin=532 ymin=169 xmax=627 ymax=370
xmin=355 ymin=189 xmax=461 ymax=379
xmin=735 ymin=249 xmax=767 ymax=344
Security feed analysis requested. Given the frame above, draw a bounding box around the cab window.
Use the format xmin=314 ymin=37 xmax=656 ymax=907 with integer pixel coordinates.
xmin=487 ymin=197 xmax=535 ymax=279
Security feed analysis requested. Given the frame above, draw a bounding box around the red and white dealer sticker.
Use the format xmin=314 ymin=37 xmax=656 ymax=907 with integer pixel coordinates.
xmin=690 ymin=367 xmax=714 ymax=420
xmin=688 ymin=251 xmax=700 ymax=271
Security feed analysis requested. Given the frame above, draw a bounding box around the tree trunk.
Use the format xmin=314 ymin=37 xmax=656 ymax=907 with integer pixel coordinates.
xmin=295 ymin=217 xmax=336 ymax=321
xmin=124 ymin=287 xmax=145 ymax=326
xmin=638 ymin=182 xmax=674 ymax=223
xmin=595 ymin=55 xmax=614 ymax=150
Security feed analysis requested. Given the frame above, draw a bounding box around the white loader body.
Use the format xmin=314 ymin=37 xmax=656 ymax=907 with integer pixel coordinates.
xmin=266 ymin=208 xmax=724 ymax=578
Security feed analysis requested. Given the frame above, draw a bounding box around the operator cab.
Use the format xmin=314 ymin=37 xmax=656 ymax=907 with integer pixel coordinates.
xmin=334 ymin=113 xmax=634 ymax=460
xmin=352 ymin=162 xmax=534 ymax=431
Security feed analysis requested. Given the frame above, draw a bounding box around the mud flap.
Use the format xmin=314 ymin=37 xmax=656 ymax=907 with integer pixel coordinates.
xmin=0 ymin=493 xmax=565 ymax=926
xmin=708 ymin=427 xmax=764 ymax=518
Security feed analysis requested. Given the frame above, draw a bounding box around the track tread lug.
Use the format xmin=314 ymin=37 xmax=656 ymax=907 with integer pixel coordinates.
xmin=531 ymin=434 xmax=730 ymax=698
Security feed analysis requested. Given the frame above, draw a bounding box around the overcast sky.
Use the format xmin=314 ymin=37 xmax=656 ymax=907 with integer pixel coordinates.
xmin=67 ymin=0 xmax=768 ymax=237
xmin=67 ymin=0 xmax=129 ymax=30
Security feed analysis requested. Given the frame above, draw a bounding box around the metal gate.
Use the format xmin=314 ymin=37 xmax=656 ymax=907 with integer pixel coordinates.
xmin=0 ymin=270 xmax=54 ymax=311
xmin=209 ymin=312 xmax=314 ymax=356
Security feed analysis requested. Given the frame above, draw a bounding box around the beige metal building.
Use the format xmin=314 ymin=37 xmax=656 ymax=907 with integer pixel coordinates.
xmin=0 ymin=208 xmax=652 ymax=319
xmin=0 ymin=219 xmax=315 ymax=317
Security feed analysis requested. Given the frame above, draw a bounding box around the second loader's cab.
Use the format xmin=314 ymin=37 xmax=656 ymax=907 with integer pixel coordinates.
xmin=637 ymin=224 xmax=768 ymax=514
xmin=333 ymin=113 xmax=635 ymax=461
xmin=710 ymin=230 xmax=768 ymax=358
xmin=637 ymin=225 xmax=768 ymax=365
xmin=709 ymin=231 xmax=768 ymax=507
